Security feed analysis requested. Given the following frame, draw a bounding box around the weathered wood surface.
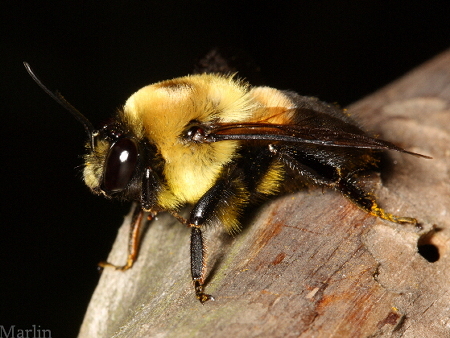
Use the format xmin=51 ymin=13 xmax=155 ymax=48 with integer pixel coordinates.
xmin=79 ymin=50 xmax=450 ymax=338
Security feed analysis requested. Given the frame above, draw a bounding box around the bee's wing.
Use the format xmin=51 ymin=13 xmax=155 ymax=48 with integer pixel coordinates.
xmin=204 ymin=121 xmax=431 ymax=159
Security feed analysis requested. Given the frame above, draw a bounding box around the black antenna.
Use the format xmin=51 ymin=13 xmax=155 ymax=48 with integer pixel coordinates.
xmin=23 ymin=62 xmax=97 ymax=149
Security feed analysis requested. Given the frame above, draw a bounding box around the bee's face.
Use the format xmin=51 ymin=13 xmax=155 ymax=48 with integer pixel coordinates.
xmin=83 ymin=123 xmax=141 ymax=199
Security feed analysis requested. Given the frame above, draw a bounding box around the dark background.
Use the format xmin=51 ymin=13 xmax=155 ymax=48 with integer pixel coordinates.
xmin=1 ymin=1 xmax=449 ymax=336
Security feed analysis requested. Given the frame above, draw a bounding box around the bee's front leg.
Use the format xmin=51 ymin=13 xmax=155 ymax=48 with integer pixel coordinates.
xmin=98 ymin=205 xmax=146 ymax=271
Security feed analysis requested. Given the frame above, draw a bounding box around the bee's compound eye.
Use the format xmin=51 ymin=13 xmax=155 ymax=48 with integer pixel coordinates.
xmin=103 ymin=138 xmax=138 ymax=192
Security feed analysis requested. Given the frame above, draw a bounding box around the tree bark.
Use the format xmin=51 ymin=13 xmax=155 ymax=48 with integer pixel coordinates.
xmin=79 ymin=50 xmax=450 ymax=338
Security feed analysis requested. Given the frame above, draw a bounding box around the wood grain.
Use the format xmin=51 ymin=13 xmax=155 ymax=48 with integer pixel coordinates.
xmin=79 ymin=50 xmax=450 ymax=338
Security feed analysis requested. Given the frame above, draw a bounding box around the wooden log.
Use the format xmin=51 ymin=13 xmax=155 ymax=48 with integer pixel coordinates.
xmin=79 ymin=50 xmax=450 ymax=338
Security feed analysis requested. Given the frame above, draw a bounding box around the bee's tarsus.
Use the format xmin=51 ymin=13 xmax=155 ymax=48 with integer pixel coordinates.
xmin=194 ymin=281 xmax=214 ymax=304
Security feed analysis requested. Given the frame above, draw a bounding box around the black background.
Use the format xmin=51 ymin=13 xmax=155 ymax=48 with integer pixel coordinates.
xmin=1 ymin=1 xmax=449 ymax=336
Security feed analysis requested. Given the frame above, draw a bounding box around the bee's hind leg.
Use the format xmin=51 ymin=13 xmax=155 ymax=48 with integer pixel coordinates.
xmin=337 ymin=174 xmax=417 ymax=225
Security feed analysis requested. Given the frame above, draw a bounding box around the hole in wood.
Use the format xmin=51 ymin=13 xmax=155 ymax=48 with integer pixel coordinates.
xmin=417 ymin=228 xmax=446 ymax=263
xmin=417 ymin=244 xmax=439 ymax=262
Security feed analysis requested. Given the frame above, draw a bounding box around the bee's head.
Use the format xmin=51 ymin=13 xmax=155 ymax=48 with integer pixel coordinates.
xmin=23 ymin=62 xmax=141 ymax=199
xmin=83 ymin=121 xmax=140 ymax=198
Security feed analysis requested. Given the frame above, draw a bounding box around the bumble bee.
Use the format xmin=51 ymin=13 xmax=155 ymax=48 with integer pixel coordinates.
xmin=24 ymin=62 xmax=430 ymax=304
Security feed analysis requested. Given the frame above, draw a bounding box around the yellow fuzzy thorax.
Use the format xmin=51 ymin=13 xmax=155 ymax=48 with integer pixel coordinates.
xmin=123 ymin=74 xmax=261 ymax=208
